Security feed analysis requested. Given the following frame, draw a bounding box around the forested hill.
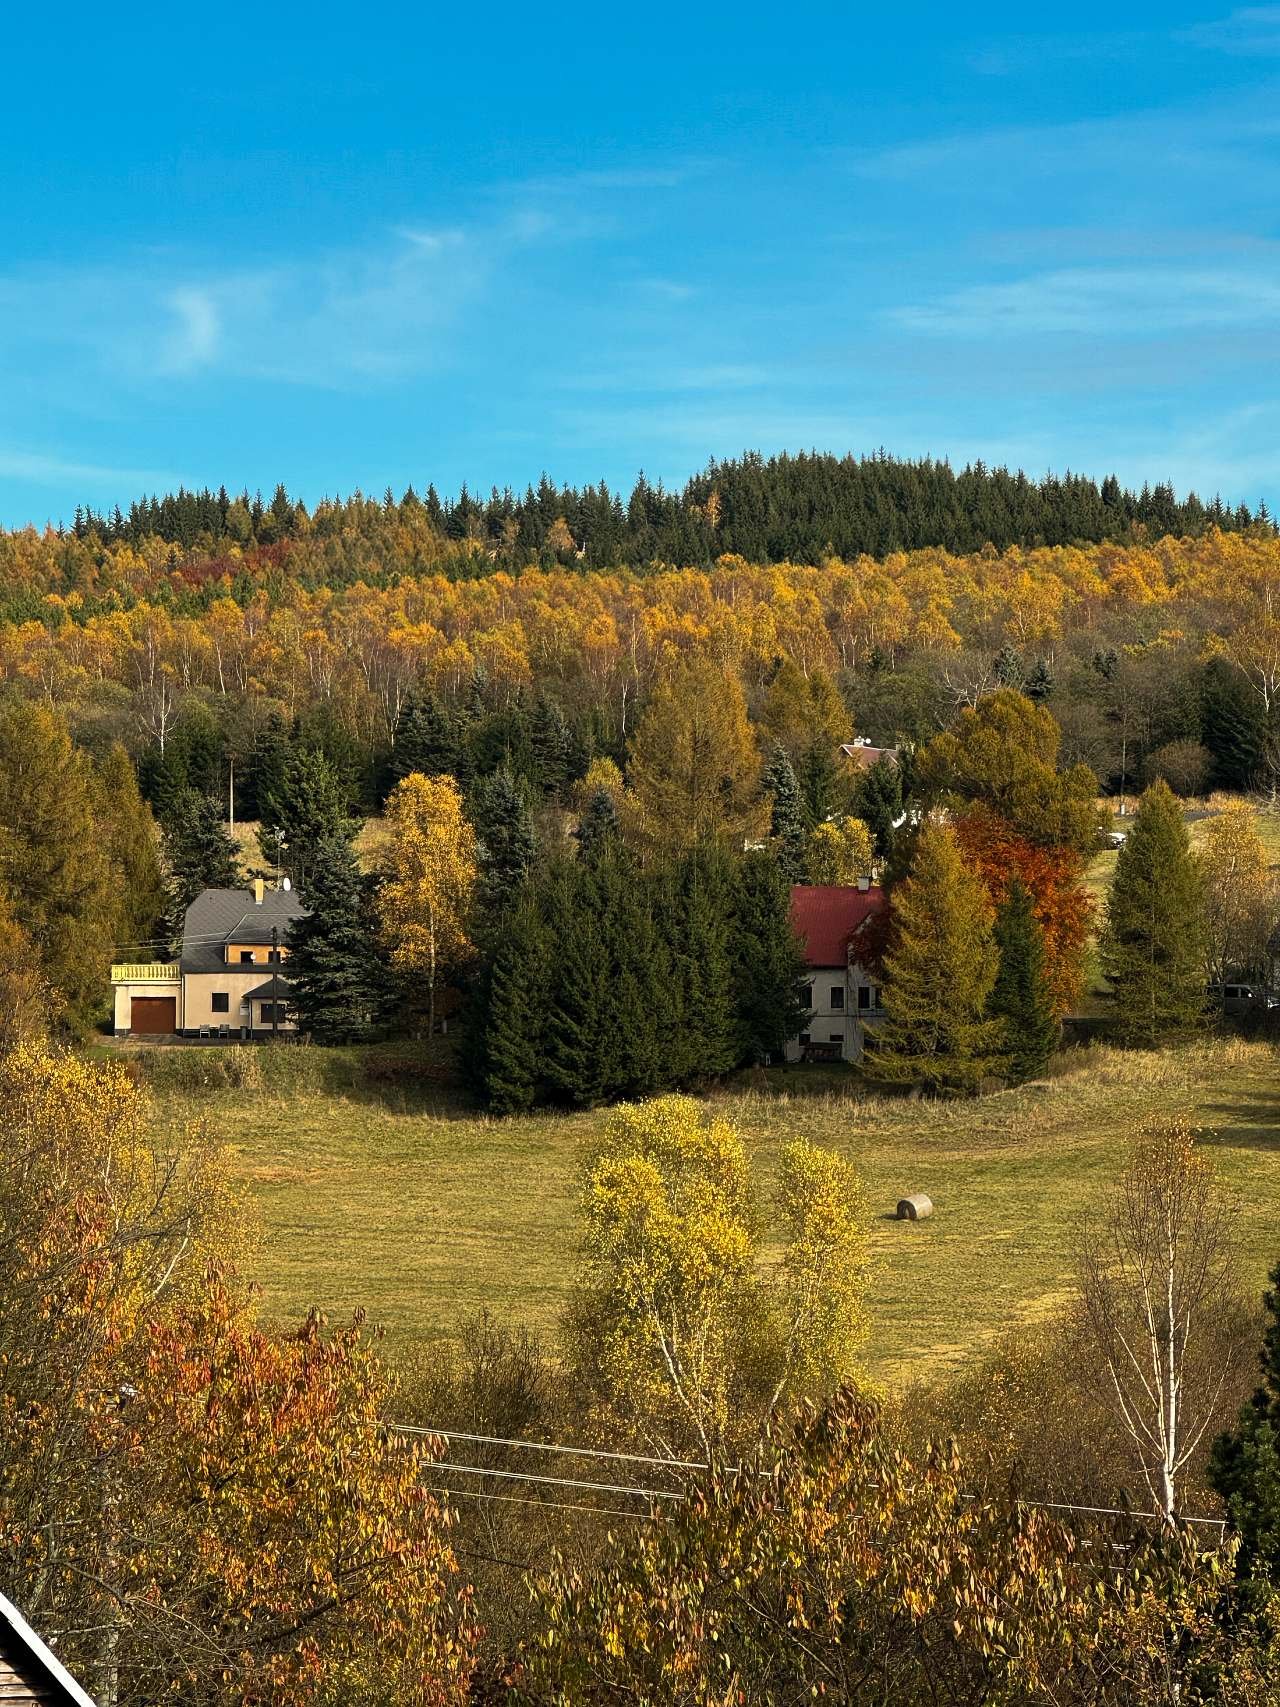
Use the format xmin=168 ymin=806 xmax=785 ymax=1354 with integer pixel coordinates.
xmin=67 ymin=451 xmax=1271 ymax=574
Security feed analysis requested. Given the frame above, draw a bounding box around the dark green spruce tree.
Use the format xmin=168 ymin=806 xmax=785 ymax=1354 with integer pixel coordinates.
xmin=162 ymin=788 xmax=241 ymax=920
xmin=662 ymin=845 xmax=738 ymax=1083
xmin=471 ymin=766 xmax=537 ymax=919
xmin=542 ymin=863 xmax=612 ymax=1106
xmin=259 ymin=747 xmax=355 ymax=891
xmin=1210 ymin=1259 xmax=1280 ymax=1586
xmin=390 ymin=692 xmax=459 ymax=787
xmin=762 ymin=745 xmax=807 ymax=881
xmin=286 ymin=835 xmax=390 ymax=1043
xmin=1200 ymin=658 xmax=1266 ymax=790
xmin=596 ymin=850 xmax=667 ymax=1098
xmin=798 ymin=742 xmax=841 ymax=830
xmin=530 ymin=697 xmax=574 ymax=796
xmin=852 ymin=756 xmax=903 ymax=857
xmin=732 ymin=849 xmax=807 ymax=1065
xmin=575 ymin=785 xmax=621 ymax=866
xmin=988 ymin=877 xmax=1058 ymax=1084
xmin=477 ymin=893 xmax=552 ymax=1114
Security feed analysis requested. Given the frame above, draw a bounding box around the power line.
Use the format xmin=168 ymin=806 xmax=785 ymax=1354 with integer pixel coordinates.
xmin=398 ymin=1423 xmax=1227 ymax=1534
xmin=425 ymin=1485 xmax=666 ymax=1522
xmin=393 ymin=1423 xmax=710 ymax=1474
xmin=425 ymin=1460 xmax=682 ymax=1502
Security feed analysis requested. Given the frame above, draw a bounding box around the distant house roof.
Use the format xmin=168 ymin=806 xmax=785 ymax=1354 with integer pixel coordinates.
xmin=0 ymin=1589 xmax=99 ymax=1706
xmin=242 ymin=974 xmax=295 ymax=1003
xmin=181 ymin=886 xmax=308 ymax=974
xmin=790 ymin=884 xmax=887 ymax=968
xmin=838 ymin=739 xmax=899 ymax=770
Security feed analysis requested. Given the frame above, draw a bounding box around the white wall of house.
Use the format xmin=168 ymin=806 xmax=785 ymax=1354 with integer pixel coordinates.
xmin=183 ymin=970 xmax=297 ymax=1032
xmin=785 ymin=964 xmax=884 ymax=1062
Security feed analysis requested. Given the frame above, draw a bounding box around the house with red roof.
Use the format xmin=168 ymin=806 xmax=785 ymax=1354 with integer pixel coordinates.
xmin=786 ymin=881 xmax=889 ymax=1063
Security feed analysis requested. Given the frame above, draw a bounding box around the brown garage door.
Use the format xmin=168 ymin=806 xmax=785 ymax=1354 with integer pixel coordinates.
xmin=130 ymin=996 xmax=177 ymax=1034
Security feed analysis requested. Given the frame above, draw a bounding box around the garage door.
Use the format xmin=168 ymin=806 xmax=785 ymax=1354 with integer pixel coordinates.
xmin=130 ymin=996 xmax=177 ymax=1034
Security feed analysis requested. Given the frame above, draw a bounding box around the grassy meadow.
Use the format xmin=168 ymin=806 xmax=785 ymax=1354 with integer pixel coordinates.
xmin=140 ymin=793 xmax=1280 ymax=1390
xmin=152 ymin=1036 xmax=1280 ymax=1389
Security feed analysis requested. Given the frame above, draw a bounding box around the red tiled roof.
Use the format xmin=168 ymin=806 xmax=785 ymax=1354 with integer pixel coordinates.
xmin=789 ymin=884 xmax=887 ymax=967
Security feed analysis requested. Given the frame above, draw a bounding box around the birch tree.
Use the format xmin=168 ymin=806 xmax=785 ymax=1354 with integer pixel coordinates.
xmin=1076 ymin=1122 xmax=1242 ymax=1524
xmin=379 ymin=772 xmax=477 ymax=1037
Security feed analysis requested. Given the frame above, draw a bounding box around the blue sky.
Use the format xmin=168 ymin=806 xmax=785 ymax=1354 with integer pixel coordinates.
xmin=3 ymin=1 xmax=1280 ymax=526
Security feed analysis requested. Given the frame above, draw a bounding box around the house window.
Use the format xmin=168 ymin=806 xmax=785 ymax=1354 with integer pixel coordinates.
xmin=803 ymin=982 xmax=813 ymax=1009
xmin=211 ymin=992 xmax=230 ymax=1014
xmin=240 ymin=950 xmax=255 ymax=964
xmin=857 ymin=985 xmax=871 ymax=1010
xmin=268 ymin=948 xmax=282 ymax=963
xmin=829 ymin=1034 xmax=843 ymax=1044
xmin=830 ymin=985 xmax=844 ymax=1009
xmin=799 ymin=1032 xmax=810 ymax=1045
xmin=259 ymin=1003 xmax=285 ymax=1024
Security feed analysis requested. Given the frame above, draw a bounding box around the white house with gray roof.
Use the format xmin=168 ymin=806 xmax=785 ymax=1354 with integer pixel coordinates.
xmin=111 ymin=879 xmax=307 ymax=1039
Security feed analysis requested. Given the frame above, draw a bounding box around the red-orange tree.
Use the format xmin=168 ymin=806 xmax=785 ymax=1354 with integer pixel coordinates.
xmin=954 ymin=805 xmax=1093 ymax=1017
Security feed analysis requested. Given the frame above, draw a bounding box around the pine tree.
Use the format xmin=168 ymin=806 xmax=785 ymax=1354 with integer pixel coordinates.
xmin=390 ymin=693 xmax=459 ymax=787
xmin=530 ymin=697 xmax=573 ymax=796
xmin=733 ymin=850 xmax=807 ymax=1065
xmin=663 ymin=846 xmax=738 ymax=1082
xmin=259 ymin=748 xmax=355 ymax=891
xmin=596 ymin=851 xmax=667 ymax=1098
xmin=1201 ymin=659 xmax=1266 ymax=790
xmin=162 ymin=788 xmax=241 ymax=918
xmin=798 ymin=742 xmax=841 ymax=830
xmin=575 ymin=785 xmax=621 ymax=866
xmin=244 ymin=712 xmax=290 ymax=822
xmin=851 ymin=756 xmax=903 ymax=857
xmin=1210 ymin=1258 xmax=1280 ymax=1584
xmin=471 ymin=766 xmax=536 ymax=918
xmin=1025 ymin=657 xmax=1054 ymax=702
xmin=1100 ymin=779 xmax=1207 ymax=1046
xmin=478 ymin=895 xmax=552 ymax=1113
xmin=543 ymin=864 xmax=612 ymax=1106
xmin=871 ymin=820 xmax=1004 ymax=1094
xmin=762 ymin=745 xmax=807 ymax=880
xmin=286 ymin=836 xmax=389 ymax=1043
xmin=988 ymin=877 xmax=1058 ymax=1084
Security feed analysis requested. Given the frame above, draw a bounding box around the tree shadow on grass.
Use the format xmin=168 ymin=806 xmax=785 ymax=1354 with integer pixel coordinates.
xmin=1199 ymin=1089 xmax=1280 ymax=1152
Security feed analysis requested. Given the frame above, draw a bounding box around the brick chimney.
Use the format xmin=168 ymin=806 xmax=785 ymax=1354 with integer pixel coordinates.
xmin=253 ymin=878 xmax=265 ymax=905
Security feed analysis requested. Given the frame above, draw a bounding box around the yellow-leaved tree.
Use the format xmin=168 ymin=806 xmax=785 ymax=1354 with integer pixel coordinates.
xmin=1196 ymin=802 xmax=1275 ymax=999
xmin=623 ymin=657 xmax=768 ymax=861
xmin=379 ymin=773 xmax=478 ymax=1038
xmin=805 ymin=815 xmax=875 ymax=884
xmin=565 ymin=1095 xmax=867 ymax=1461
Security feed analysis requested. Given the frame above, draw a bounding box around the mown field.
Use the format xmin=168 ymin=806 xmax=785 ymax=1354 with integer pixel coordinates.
xmin=151 ymin=1037 xmax=1280 ymax=1388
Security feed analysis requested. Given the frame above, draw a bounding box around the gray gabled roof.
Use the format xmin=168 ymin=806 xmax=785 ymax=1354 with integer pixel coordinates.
xmin=0 ymin=1590 xmax=99 ymax=1706
xmin=181 ymin=887 xmax=308 ymax=974
xmin=242 ymin=974 xmax=294 ymax=1003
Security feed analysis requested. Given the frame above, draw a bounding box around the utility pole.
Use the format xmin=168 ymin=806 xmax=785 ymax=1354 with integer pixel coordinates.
xmin=228 ymin=756 xmax=235 ymax=834
xmin=271 ymin=925 xmax=280 ymax=1039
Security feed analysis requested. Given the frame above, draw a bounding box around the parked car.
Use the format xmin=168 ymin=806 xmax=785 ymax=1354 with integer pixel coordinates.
xmin=1104 ymin=829 xmax=1127 ymax=849
xmin=1207 ymin=983 xmax=1280 ymax=1017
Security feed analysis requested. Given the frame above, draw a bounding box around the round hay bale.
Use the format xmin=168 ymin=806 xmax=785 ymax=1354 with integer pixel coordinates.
xmin=896 ymin=1194 xmax=933 ymax=1221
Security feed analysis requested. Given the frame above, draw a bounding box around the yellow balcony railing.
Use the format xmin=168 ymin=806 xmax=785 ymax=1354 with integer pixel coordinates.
xmin=110 ymin=962 xmax=180 ymax=983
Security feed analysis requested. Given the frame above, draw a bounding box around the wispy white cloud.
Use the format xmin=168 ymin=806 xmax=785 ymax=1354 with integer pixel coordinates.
xmin=0 ymin=447 xmax=182 ymax=490
xmin=891 ymin=264 xmax=1280 ymax=338
xmin=0 ymin=215 xmax=541 ymax=392
xmin=1182 ymin=6 xmax=1280 ymax=55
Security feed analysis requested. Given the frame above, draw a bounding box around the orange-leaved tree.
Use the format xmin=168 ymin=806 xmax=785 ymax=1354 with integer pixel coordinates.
xmin=0 ymin=1043 xmax=477 ymax=1707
